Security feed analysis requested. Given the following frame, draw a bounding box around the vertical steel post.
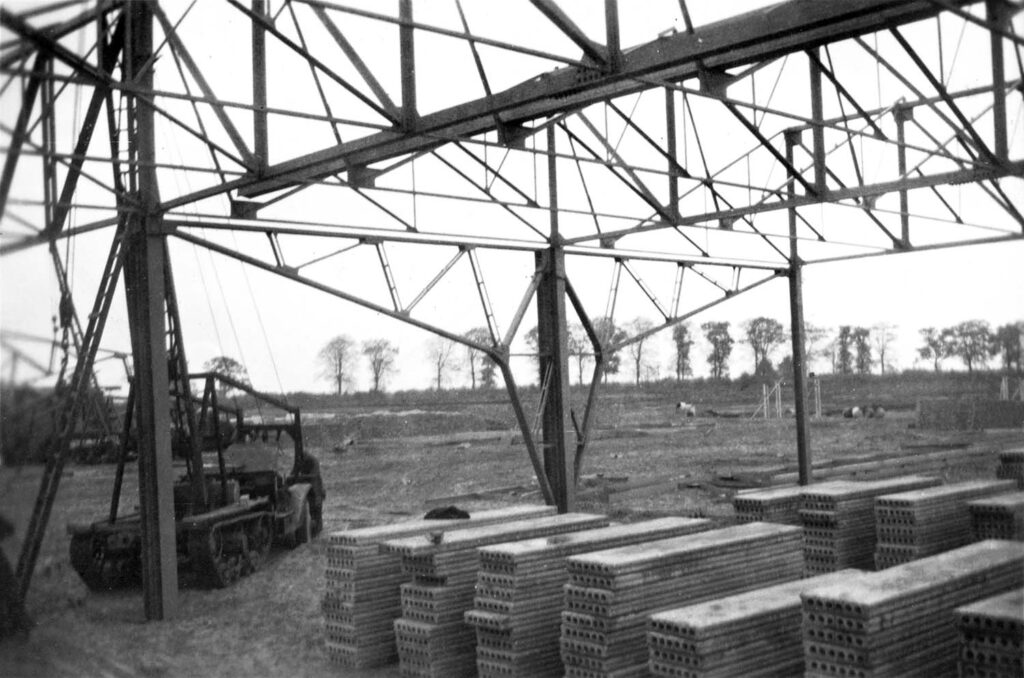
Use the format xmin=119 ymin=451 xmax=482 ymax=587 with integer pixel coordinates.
xmin=895 ymin=104 xmax=913 ymax=247
xmin=399 ymin=0 xmax=417 ymax=131
xmin=605 ymin=0 xmax=620 ymax=72
xmin=252 ymin=0 xmax=269 ymax=173
xmin=987 ymin=0 xmax=1008 ymax=162
xmin=665 ymin=87 xmax=679 ymax=220
xmin=785 ymin=130 xmax=812 ymax=485
xmin=808 ymin=48 xmax=826 ymax=194
xmin=535 ymin=126 xmax=575 ymax=512
xmin=123 ymin=0 xmax=178 ymax=620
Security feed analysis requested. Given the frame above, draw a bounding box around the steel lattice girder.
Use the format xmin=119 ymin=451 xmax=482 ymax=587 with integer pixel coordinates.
xmin=236 ymin=0 xmax=987 ymax=197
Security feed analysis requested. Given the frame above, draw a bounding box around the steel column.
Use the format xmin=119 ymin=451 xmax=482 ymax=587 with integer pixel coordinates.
xmin=896 ymin=104 xmax=913 ymax=246
xmin=987 ymin=0 xmax=1008 ymax=161
xmin=807 ymin=48 xmax=827 ymax=194
xmin=123 ymin=1 xmax=177 ymax=620
xmin=252 ymin=0 xmax=268 ymax=173
xmin=399 ymin=0 xmax=416 ymax=131
xmin=665 ymin=87 xmax=679 ymax=219
xmin=605 ymin=0 xmax=620 ymax=71
xmin=535 ymin=126 xmax=575 ymax=512
xmin=785 ymin=131 xmax=812 ymax=485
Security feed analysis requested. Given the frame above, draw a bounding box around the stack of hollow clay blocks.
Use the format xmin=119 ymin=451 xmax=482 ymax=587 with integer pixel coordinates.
xmin=467 ymin=517 xmax=710 ymax=678
xmin=733 ymin=480 xmax=857 ymax=525
xmin=996 ymin=446 xmax=1024 ymax=488
xmin=799 ymin=475 xmax=941 ymax=574
xmin=647 ymin=568 xmax=862 ymax=678
xmin=801 ymin=540 xmax=1024 ymax=678
xmin=384 ymin=512 xmax=610 ymax=678
xmin=969 ymin=490 xmax=1024 ymax=541
xmin=323 ymin=504 xmax=555 ymax=668
xmin=955 ymin=587 xmax=1023 ymax=678
xmin=873 ymin=479 xmax=1016 ymax=569
xmin=560 ymin=521 xmax=805 ymax=678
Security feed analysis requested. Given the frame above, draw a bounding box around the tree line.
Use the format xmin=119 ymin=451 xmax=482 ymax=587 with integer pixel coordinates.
xmin=202 ymin=318 xmax=1022 ymax=395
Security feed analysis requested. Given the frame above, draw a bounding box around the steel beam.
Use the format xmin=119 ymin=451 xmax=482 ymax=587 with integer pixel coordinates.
xmin=122 ymin=1 xmax=177 ymax=620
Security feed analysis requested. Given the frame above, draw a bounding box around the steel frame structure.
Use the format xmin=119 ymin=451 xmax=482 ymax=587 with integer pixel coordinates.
xmin=1 ymin=0 xmax=1022 ymax=619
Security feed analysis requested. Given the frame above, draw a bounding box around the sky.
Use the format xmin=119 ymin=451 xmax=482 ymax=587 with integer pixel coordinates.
xmin=1 ymin=0 xmax=1022 ymax=396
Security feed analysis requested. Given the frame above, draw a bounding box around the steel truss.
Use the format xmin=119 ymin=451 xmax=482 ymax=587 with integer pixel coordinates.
xmin=1 ymin=0 xmax=1022 ymax=618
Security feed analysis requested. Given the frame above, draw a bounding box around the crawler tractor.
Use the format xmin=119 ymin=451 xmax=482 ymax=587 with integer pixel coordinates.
xmin=68 ymin=372 xmax=323 ymax=589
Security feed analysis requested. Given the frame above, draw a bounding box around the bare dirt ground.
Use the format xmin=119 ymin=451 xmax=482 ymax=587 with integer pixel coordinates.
xmin=1 ymin=405 xmax=1021 ymax=678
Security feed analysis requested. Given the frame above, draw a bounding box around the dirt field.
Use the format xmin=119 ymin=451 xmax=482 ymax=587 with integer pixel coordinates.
xmin=2 ymin=402 xmax=1021 ymax=677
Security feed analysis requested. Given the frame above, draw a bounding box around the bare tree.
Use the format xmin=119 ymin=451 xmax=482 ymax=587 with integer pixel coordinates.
xmin=918 ymin=327 xmax=954 ymax=372
xmin=428 ymin=336 xmax=459 ymax=390
xmin=318 ymin=335 xmax=355 ymax=394
xmin=671 ymin=323 xmax=693 ymax=380
xmin=742 ymin=317 xmax=785 ymax=376
xmin=948 ymin=320 xmax=994 ymax=373
xmin=852 ymin=327 xmax=873 ymax=374
xmin=701 ymin=321 xmax=733 ymax=380
xmin=593 ymin=317 xmax=627 ymax=382
xmin=203 ymin=356 xmax=249 ymax=399
xmin=626 ymin=317 xmax=655 ymax=385
xmin=836 ymin=326 xmax=854 ymax=374
xmin=567 ymin=323 xmax=589 ymax=386
xmin=463 ymin=327 xmax=492 ymax=389
xmin=362 ymin=339 xmax=398 ymax=393
xmin=872 ymin=323 xmax=898 ymax=374
xmin=803 ymin=323 xmax=829 ymax=374
xmin=992 ymin=322 xmax=1023 ymax=374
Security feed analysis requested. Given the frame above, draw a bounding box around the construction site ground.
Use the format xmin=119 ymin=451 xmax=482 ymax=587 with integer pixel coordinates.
xmin=2 ymin=404 xmax=1022 ymax=678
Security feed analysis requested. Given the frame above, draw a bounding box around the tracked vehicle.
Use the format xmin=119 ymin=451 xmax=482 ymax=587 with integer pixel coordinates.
xmin=68 ymin=372 xmax=323 ymax=590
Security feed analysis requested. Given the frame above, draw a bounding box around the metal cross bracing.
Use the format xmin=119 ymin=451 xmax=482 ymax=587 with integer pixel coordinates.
xmin=1 ymin=0 xmax=1022 ymax=618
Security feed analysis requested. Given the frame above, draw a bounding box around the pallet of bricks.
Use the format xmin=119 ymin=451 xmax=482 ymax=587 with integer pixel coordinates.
xmin=647 ymin=569 xmax=861 ymax=678
xmin=560 ymin=521 xmax=805 ymax=678
xmin=384 ymin=512 xmax=609 ymax=678
xmin=323 ymin=504 xmax=555 ymax=668
xmin=466 ymin=517 xmax=711 ymax=678
xmin=969 ymin=490 xmax=1024 ymax=540
xmin=955 ymin=587 xmax=1023 ymax=678
xmin=873 ymin=479 xmax=1016 ymax=568
xmin=801 ymin=540 xmax=1024 ymax=677
xmin=996 ymin=446 xmax=1024 ymax=489
xmin=800 ymin=475 xmax=940 ymax=574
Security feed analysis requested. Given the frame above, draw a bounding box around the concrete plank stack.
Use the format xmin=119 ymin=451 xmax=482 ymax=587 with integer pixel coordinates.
xmin=955 ymin=587 xmax=1024 ymax=678
xmin=799 ymin=475 xmax=941 ymax=574
xmin=560 ymin=522 xmax=804 ymax=678
xmin=384 ymin=513 xmax=609 ymax=678
xmin=647 ymin=569 xmax=862 ymax=678
xmin=873 ymin=479 xmax=1016 ymax=568
xmin=996 ymin=447 xmax=1024 ymax=489
xmin=969 ymin=491 xmax=1024 ymax=541
xmin=733 ymin=481 xmax=856 ymax=525
xmin=801 ymin=540 xmax=1024 ymax=678
xmin=323 ymin=504 xmax=555 ymax=668
xmin=467 ymin=517 xmax=711 ymax=678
